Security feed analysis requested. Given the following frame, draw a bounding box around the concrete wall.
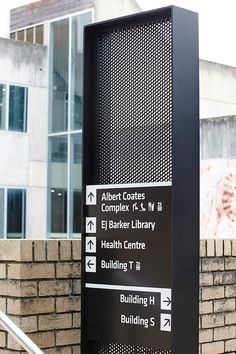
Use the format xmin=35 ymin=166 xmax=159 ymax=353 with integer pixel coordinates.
xmin=0 ymin=38 xmax=48 ymax=239
xmin=200 ymin=60 xmax=236 ymax=119
xmin=94 ymin=0 xmax=141 ymax=22
xmin=200 ymin=116 xmax=236 ymax=159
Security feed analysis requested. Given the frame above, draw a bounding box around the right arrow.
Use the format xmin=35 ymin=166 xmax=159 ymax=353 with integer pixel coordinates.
xmin=163 ymin=297 xmax=171 ymax=307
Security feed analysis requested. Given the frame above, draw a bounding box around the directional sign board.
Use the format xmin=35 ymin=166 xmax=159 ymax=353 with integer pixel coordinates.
xmin=84 ymin=183 xmax=172 ymax=348
xmin=83 ymin=6 xmax=199 ymax=354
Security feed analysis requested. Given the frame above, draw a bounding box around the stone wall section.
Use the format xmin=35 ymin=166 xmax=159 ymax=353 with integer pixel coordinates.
xmin=199 ymin=239 xmax=236 ymax=354
xmin=0 ymin=239 xmax=235 ymax=353
xmin=0 ymin=240 xmax=81 ymax=353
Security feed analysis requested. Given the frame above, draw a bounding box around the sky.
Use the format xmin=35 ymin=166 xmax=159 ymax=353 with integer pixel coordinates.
xmin=0 ymin=0 xmax=35 ymax=38
xmin=1 ymin=0 xmax=236 ymax=67
xmin=136 ymin=0 xmax=236 ymax=67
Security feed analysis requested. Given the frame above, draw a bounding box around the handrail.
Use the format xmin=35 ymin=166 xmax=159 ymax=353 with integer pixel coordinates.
xmin=0 ymin=311 xmax=44 ymax=354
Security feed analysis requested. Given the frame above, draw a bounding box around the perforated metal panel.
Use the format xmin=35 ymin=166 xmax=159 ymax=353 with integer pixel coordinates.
xmin=98 ymin=342 xmax=171 ymax=354
xmin=96 ymin=16 xmax=172 ymax=184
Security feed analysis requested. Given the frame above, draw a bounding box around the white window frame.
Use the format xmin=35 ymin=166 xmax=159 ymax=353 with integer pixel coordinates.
xmin=0 ymin=83 xmax=7 ymax=130
xmin=0 ymin=82 xmax=28 ymax=134
xmin=0 ymin=187 xmax=26 ymax=239
xmin=10 ymin=21 xmax=45 ymax=44
xmin=47 ymin=9 xmax=93 ymax=240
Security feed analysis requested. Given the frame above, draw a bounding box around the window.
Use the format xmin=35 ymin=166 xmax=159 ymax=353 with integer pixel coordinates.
xmin=48 ymin=133 xmax=82 ymax=238
xmin=0 ymin=189 xmax=26 ymax=239
xmin=26 ymin=27 xmax=34 ymax=43
xmin=10 ymin=32 xmax=16 ymax=40
xmin=0 ymin=83 xmax=28 ymax=133
xmin=49 ymin=18 xmax=69 ymax=133
xmin=35 ymin=25 xmax=44 ymax=44
xmin=51 ymin=136 xmax=68 ymax=163
xmin=48 ymin=136 xmax=68 ymax=237
xmin=0 ymin=84 xmax=6 ymax=130
xmin=17 ymin=30 xmax=24 ymax=41
xmin=48 ymin=11 xmax=92 ymax=238
xmin=71 ymin=12 xmax=91 ymax=130
xmin=71 ymin=190 xmax=81 ymax=234
xmin=50 ymin=188 xmax=67 ymax=233
xmin=70 ymin=134 xmax=82 ymax=236
xmin=9 ymin=86 xmax=28 ymax=132
xmin=0 ymin=189 xmax=4 ymax=238
xmin=10 ymin=25 xmax=44 ymax=45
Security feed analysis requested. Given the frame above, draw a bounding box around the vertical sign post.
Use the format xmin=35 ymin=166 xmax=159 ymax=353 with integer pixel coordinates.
xmin=82 ymin=6 xmax=199 ymax=354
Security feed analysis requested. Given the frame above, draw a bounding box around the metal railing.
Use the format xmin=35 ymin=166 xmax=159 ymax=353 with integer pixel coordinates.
xmin=0 ymin=311 xmax=44 ymax=354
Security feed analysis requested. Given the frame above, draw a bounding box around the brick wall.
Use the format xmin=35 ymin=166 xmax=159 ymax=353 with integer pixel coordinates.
xmin=199 ymin=239 xmax=236 ymax=354
xmin=0 ymin=239 xmax=235 ymax=353
xmin=0 ymin=240 xmax=81 ymax=353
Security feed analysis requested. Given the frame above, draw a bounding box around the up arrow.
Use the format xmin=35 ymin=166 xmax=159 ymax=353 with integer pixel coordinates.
xmin=86 ymin=217 xmax=96 ymax=233
xmin=88 ymin=192 xmax=94 ymax=202
xmin=86 ymin=186 xmax=96 ymax=205
xmin=86 ymin=237 xmax=96 ymax=253
xmin=163 ymin=297 xmax=171 ymax=307
xmin=87 ymin=239 xmax=94 ymax=250
xmin=87 ymin=220 xmax=94 ymax=230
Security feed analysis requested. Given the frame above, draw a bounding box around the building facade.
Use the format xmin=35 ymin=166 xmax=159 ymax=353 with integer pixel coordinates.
xmin=0 ymin=38 xmax=48 ymax=239
xmin=0 ymin=0 xmax=236 ymax=239
xmin=0 ymin=0 xmax=141 ymax=239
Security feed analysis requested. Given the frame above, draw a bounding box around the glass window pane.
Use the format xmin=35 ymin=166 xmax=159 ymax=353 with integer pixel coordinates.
xmin=0 ymin=189 xmax=4 ymax=238
xmin=71 ymin=12 xmax=92 ymax=130
xmin=50 ymin=188 xmax=67 ymax=234
xmin=35 ymin=25 xmax=44 ymax=44
xmin=48 ymin=136 xmax=68 ymax=236
xmin=72 ymin=191 xmax=81 ymax=236
xmin=7 ymin=189 xmax=26 ymax=239
xmin=17 ymin=30 xmax=24 ymax=41
xmin=49 ymin=19 xmax=69 ymax=133
xmin=0 ymin=83 xmax=6 ymax=130
xmin=10 ymin=32 xmax=16 ymax=40
xmin=9 ymin=85 xmax=27 ymax=132
xmin=26 ymin=27 xmax=33 ymax=43
xmin=70 ymin=134 xmax=82 ymax=237
xmin=51 ymin=136 xmax=67 ymax=163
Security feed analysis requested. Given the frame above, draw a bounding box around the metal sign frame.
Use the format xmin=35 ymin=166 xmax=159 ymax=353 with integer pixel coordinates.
xmin=82 ymin=6 xmax=199 ymax=354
